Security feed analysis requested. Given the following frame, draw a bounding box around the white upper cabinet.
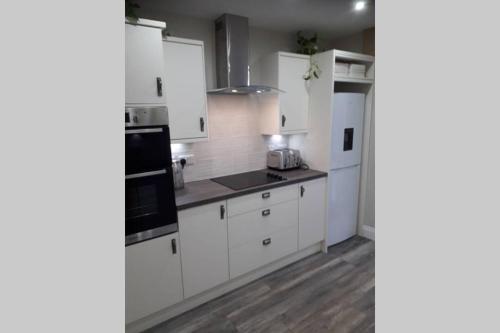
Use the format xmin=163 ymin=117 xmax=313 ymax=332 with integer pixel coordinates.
xmin=178 ymin=201 xmax=229 ymax=298
xmin=251 ymin=52 xmax=310 ymax=135
xmin=163 ymin=37 xmax=209 ymax=142
xmin=125 ymin=21 xmax=166 ymax=105
xmin=125 ymin=233 xmax=183 ymax=324
xmin=298 ymin=178 xmax=327 ymax=250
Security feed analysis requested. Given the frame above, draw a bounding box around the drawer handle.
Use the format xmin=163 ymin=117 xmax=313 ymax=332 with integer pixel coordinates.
xmin=300 ymin=185 xmax=305 ymax=197
xmin=262 ymin=192 xmax=270 ymax=199
xmin=171 ymin=238 xmax=177 ymax=254
xmin=262 ymin=209 xmax=271 ymax=217
xmin=262 ymin=238 xmax=271 ymax=246
xmin=220 ymin=205 xmax=225 ymax=220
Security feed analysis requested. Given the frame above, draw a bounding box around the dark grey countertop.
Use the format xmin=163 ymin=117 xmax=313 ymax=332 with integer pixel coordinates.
xmin=175 ymin=168 xmax=327 ymax=210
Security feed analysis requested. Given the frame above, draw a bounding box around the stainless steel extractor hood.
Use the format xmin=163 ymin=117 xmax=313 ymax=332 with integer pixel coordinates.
xmin=207 ymin=14 xmax=282 ymax=95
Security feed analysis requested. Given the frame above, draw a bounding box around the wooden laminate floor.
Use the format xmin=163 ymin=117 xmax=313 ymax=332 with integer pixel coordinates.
xmin=145 ymin=236 xmax=375 ymax=333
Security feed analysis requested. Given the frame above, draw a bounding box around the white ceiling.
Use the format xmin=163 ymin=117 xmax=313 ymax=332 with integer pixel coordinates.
xmin=137 ymin=0 xmax=374 ymax=39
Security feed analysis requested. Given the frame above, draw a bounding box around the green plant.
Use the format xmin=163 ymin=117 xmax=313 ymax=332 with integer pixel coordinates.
xmin=296 ymin=31 xmax=322 ymax=81
xmin=296 ymin=31 xmax=319 ymax=56
xmin=125 ymin=0 xmax=140 ymax=21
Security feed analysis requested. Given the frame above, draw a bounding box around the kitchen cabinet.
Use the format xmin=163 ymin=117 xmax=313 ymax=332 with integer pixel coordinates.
xmin=227 ymin=185 xmax=299 ymax=278
xmin=298 ymin=178 xmax=327 ymax=250
xmin=125 ymin=20 xmax=166 ymax=105
xmin=251 ymin=52 xmax=310 ymax=134
xmin=163 ymin=37 xmax=209 ymax=142
xmin=178 ymin=201 xmax=229 ymax=298
xmin=125 ymin=233 xmax=183 ymax=324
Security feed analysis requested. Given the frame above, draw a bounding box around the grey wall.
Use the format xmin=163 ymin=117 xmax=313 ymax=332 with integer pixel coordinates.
xmin=329 ymin=31 xmax=364 ymax=53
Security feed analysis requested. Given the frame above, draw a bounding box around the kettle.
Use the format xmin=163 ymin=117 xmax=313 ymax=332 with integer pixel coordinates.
xmin=172 ymin=158 xmax=186 ymax=190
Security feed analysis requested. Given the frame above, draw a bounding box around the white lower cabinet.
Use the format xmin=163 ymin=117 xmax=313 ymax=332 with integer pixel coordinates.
xmin=125 ymin=178 xmax=327 ymax=326
xmin=125 ymin=233 xmax=183 ymax=324
xmin=298 ymin=178 xmax=327 ymax=250
xmin=227 ymin=188 xmax=299 ymax=279
xmin=229 ymin=224 xmax=298 ymax=279
xmin=178 ymin=201 xmax=229 ymax=298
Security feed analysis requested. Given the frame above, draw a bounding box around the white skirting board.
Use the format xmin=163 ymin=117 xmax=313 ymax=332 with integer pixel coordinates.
xmin=359 ymin=225 xmax=375 ymax=241
xmin=126 ymin=243 xmax=322 ymax=333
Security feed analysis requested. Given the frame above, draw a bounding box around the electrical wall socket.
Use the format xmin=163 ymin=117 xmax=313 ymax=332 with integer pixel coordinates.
xmin=177 ymin=154 xmax=195 ymax=165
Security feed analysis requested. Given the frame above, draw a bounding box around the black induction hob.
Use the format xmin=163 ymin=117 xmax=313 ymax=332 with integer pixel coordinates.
xmin=211 ymin=170 xmax=287 ymax=190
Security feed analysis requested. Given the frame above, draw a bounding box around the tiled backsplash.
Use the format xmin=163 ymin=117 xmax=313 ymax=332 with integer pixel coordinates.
xmin=171 ymin=95 xmax=288 ymax=182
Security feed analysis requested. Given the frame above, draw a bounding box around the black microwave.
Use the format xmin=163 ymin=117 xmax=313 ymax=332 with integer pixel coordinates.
xmin=125 ymin=106 xmax=178 ymax=246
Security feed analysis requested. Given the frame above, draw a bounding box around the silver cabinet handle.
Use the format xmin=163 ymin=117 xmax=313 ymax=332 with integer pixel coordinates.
xmin=262 ymin=192 xmax=270 ymax=199
xmin=262 ymin=209 xmax=271 ymax=217
xmin=125 ymin=169 xmax=166 ymax=179
xmin=262 ymin=238 xmax=271 ymax=246
xmin=125 ymin=128 xmax=163 ymax=134
xmin=281 ymin=114 xmax=286 ymax=127
xmin=300 ymin=185 xmax=305 ymax=197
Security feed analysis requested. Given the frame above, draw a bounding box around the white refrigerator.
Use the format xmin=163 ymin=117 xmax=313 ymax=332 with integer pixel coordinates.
xmin=327 ymin=93 xmax=365 ymax=246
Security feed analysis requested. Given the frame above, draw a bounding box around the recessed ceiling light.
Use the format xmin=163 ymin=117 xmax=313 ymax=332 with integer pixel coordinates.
xmin=355 ymin=1 xmax=366 ymax=11
xmin=231 ymin=89 xmax=238 ymax=93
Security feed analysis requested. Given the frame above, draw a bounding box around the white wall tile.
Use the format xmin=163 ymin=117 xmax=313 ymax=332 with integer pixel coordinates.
xmin=172 ymin=95 xmax=289 ymax=182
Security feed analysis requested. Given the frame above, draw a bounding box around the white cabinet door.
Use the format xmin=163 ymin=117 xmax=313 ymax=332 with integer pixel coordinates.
xmin=125 ymin=233 xmax=183 ymax=324
xmin=278 ymin=54 xmax=310 ymax=133
xmin=125 ymin=24 xmax=166 ymax=105
xmin=298 ymin=178 xmax=327 ymax=250
xmin=178 ymin=201 xmax=229 ymax=298
xmin=163 ymin=37 xmax=208 ymax=141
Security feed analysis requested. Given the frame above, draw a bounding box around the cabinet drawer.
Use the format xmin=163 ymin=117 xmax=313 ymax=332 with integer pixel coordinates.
xmin=229 ymin=226 xmax=298 ymax=279
xmin=227 ymin=184 xmax=297 ymax=217
xmin=228 ymin=199 xmax=298 ymax=249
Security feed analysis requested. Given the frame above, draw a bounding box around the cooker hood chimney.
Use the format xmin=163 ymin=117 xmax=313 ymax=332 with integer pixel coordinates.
xmin=207 ymin=14 xmax=282 ymax=95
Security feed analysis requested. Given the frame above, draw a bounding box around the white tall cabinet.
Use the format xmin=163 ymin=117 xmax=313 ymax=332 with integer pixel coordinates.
xmin=125 ymin=233 xmax=183 ymax=324
xmin=163 ymin=37 xmax=209 ymax=142
xmin=251 ymin=52 xmax=310 ymax=134
xmin=125 ymin=20 xmax=166 ymax=105
xmin=178 ymin=201 xmax=229 ymax=298
xmin=290 ymin=49 xmax=375 ymax=242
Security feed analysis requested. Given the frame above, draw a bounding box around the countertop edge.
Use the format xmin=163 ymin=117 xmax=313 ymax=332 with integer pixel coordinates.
xmin=176 ymin=172 xmax=327 ymax=211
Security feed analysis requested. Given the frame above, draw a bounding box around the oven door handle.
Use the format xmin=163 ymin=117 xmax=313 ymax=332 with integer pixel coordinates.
xmin=125 ymin=169 xmax=167 ymax=179
xmin=125 ymin=128 xmax=164 ymax=134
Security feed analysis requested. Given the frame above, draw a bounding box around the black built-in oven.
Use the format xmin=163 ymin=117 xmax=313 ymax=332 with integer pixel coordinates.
xmin=125 ymin=106 xmax=178 ymax=246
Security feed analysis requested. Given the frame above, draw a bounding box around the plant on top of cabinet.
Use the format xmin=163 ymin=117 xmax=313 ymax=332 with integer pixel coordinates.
xmin=251 ymin=52 xmax=310 ymax=135
xmin=125 ymin=0 xmax=140 ymax=21
xmin=296 ymin=31 xmax=322 ymax=81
